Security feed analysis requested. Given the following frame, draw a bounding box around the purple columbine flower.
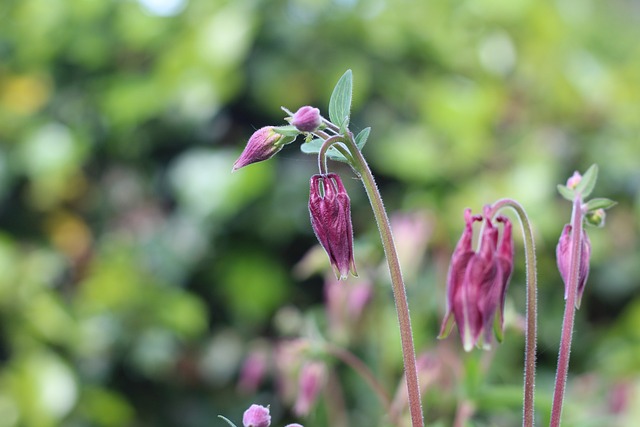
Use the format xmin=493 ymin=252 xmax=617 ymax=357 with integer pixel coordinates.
xmin=309 ymin=173 xmax=357 ymax=280
xmin=242 ymin=404 xmax=271 ymax=427
xmin=556 ymin=224 xmax=591 ymax=309
xmin=439 ymin=208 xmax=514 ymax=351
xmin=233 ymin=126 xmax=285 ymax=171
xmin=291 ymin=106 xmax=321 ymax=132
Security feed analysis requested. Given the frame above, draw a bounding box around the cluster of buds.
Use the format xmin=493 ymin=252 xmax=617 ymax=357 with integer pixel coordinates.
xmin=439 ymin=207 xmax=514 ymax=351
xmin=233 ymin=107 xmax=357 ymax=280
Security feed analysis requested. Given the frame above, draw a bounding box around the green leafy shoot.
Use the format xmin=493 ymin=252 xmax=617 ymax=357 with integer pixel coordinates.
xmin=328 ymin=69 xmax=353 ymax=131
xmin=575 ymin=164 xmax=598 ymax=198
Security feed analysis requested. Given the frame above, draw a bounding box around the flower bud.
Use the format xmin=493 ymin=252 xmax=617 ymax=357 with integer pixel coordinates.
xmin=233 ymin=127 xmax=285 ymax=171
xmin=242 ymin=404 xmax=271 ymax=427
xmin=291 ymin=106 xmax=321 ymax=132
xmin=309 ymin=173 xmax=357 ymax=279
xmin=585 ymin=208 xmax=606 ymax=227
xmin=556 ymin=224 xmax=591 ymax=308
xmin=567 ymin=171 xmax=582 ymax=189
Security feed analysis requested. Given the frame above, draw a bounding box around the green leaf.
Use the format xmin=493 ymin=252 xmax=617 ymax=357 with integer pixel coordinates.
xmin=217 ymin=415 xmax=238 ymax=427
xmin=300 ymin=138 xmax=351 ymax=163
xmin=584 ymin=197 xmax=617 ymax=211
xmin=557 ymin=184 xmax=574 ymax=201
xmin=273 ymin=125 xmax=300 ymax=137
xmin=300 ymin=138 xmax=324 ymax=155
xmin=355 ymin=127 xmax=371 ymax=149
xmin=575 ymin=164 xmax=598 ymax=198
xmin=328 ymin=70 xmax=353 ymax=130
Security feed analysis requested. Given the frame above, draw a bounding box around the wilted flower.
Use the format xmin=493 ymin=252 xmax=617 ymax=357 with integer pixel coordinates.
xmin=233 ymin=126 xmax=287 ymax=171
xmin=309 ymin=173 xmax=357 ymax=280
xmin=291 ymin=106 xmax=321 ymax=132
xmin=294 ymin=361 xmax=327 ymax=416
xmin=242 ymin=404 xmax=271 ymax=427
xmin=556 ymin=224 xmax=591 ymax=308
xmin=439 ymin=208 xmax=514 ymax=351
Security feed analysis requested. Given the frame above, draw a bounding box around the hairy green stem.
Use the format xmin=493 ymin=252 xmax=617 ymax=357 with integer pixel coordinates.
xmin=487 ymin=199 xmax=537 ymax=427
xmin=550 ymin=195 xmax=583 ymax=426
xmin=317 ymin=134 xmax=354 ymax=175
xmin=342 ymin=132 xmax=424 ymax=427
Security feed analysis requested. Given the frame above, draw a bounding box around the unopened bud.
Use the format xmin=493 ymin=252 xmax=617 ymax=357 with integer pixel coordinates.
xmin=566 ymin=171 xmax=582 ymax=189
xmin=233 ymin=127 xmax=285 ymax=171
xmin=291 ymin=106 xmax=322 ymax=132
xmin=585 ymin=208 xmax=606 ymax=227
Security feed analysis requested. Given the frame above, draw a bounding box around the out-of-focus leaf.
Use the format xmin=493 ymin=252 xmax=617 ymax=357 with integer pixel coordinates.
xmin=584 ymin=197 xmax=617 ymax=212
xmin=575 ymin=164 xmax=598 ymax=198
xmin=557 ymin=184 xmax=575 ymax=201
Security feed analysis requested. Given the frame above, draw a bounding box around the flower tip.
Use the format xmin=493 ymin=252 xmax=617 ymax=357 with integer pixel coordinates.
xmin=462 ymin=340 xmax=474 ymax=353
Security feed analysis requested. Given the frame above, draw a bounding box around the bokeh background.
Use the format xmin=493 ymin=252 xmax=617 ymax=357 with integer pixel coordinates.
xmin=1 ymin=0 xmax=639 ymax=426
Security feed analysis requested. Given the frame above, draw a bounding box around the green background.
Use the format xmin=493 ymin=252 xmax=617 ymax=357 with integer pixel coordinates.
xmin=0 ymin=0 xmax=639 ymax=426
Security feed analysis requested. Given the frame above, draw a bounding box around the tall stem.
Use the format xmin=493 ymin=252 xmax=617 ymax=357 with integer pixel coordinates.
xmin=487 ymin=199 xmax=537 ymax=427
xmin=343 ymin=133 xmax=424 ymax=427
xmin=550 ymin=196 xmax=583 ymax=426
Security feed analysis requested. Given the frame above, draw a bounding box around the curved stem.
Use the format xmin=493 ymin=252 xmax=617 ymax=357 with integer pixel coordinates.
xmin=342 ymin=132 xmax=424 ymax=427
xmin=550 ymin=195 xmax=583 ymax=427
xmin=324 ymin=343 xmax=392 ymax=412
xmin=317 ymin=135 xmax=354 ymax=175
xmin=487 ymin=199 xmax=537 ymax=427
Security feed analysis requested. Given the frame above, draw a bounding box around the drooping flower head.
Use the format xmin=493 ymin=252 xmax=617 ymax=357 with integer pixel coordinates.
xmin=309 ymin=173 xmax=357 ymax=280
xmin=242 ymin=404 xmax=271 ymax=427
xmin=233 ymin=127 xmax=288 ymax=171
xmin=556 ymin=224 xmax=591 ymax=308
xmin=439 ymin=207 xmax=514 ymax=351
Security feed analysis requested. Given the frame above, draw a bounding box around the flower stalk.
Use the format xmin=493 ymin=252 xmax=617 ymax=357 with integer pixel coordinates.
xmin=549 ymin=194 xmax=583 ymax=427
xmin=485 ymin=199 xmax=537 ymax=427
xmin=340 ymin=132 xmax=424 ymax=427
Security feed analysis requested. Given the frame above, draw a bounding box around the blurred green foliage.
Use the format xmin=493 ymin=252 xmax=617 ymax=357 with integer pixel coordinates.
xmin=0 ymin=0 xmax=639 ymax=426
